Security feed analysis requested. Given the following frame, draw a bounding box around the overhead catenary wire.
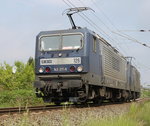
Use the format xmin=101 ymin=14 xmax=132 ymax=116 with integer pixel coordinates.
xmin=76 ymin=0 xmax=130 ymax=56
xmin=62 ymin=0 xmax=106 ymax=36
xmin=63 ymin=0 xmax=150 ymax=73
xmin=64 ymin=0 xmax=124 ymax=47
xmin=67 ymin=0 xmax=150 ymax=51
xmin=62 ymin=0 xmax=102 ymax=32
xmin=116 ymin=30 xmax=150 ymax=32
xmin=64 ymin=0 xmax=136 ymax=57
xmin=77 ymin=0 xmax=113 ymax=32
xmin=112 ymin=31 xmax=150 ymax=49
xmin=89 ymin=0 xmax=144 ymax=53
xmin=90 ymin=0 xmax=120 ymax=32
xmin=135 ymin=60 xmax=150 ymax=71
xmin=62 ymin=0 xmax=119 ymax=45
xmin=92 ymin=4 xmax=150 ymax=49
xmin=88 ymin=0 xmax=150 ymax=74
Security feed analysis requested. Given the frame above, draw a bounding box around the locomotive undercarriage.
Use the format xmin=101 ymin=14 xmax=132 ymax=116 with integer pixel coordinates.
xmin=35 ymin=78 xmax=140 ymax=104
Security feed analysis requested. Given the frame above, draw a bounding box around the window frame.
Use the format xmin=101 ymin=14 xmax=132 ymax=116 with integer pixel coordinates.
xmin=39 ymin=33 xmax=84 ymax=51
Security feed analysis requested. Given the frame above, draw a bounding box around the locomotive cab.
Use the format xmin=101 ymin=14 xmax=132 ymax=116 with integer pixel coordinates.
xmin=34 ymin=28 xmax=94 ymax=103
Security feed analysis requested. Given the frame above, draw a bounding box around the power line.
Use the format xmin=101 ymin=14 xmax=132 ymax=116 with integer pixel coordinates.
xmin=63 ymin=0 xmax=106 ymax=37
xmin=89 ymin=0 xmax=142 ymax=55
xmin=112 ymin=31 xmax=150 ymax=48
xmin=117 ymin=30 xmax=150 ymax=32
xmin=63 ymin=0 xmax=118 ymax=44
xmin=78 ymin=0 xmax=113 ymax=31
xmin=135 ymin=60 xmax=150 ymax=71
xmin=64 ymin=0 xmax=150 ymax=56
xmin=76 ymin=0 xmax=129 ymax=56
xmin=62 ymin=0 xmax=150 ymax=85
xmin=90 ymin=0 xmax=119 ymax=31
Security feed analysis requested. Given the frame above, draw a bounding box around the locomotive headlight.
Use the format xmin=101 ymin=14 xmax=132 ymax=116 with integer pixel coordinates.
xmin=39 ymin=67 xmax=44 ymax=73
xmin=77 ymin=66 xmax=83 ymax=72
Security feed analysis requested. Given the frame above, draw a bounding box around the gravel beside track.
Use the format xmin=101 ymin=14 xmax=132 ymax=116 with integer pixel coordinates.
xmin=0 ymin=98 xmax=148 ymax=126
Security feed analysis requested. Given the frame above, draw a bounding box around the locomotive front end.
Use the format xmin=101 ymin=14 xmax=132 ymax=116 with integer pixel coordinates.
xmin=34 ymin=29 xmax=89 ymax=103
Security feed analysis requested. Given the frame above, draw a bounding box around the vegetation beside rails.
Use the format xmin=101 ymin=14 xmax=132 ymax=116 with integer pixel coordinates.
xmin=81 ymin=100 xmax=150 ymax=126
xmin=0 ymin=89 xmax=44 ymax=108
xmin=141 ymin=88 xmax=150 ymax=97
xmin=0 ymin=59 xmax=46 ymax=108
xmin=0 ymin=58 xmax=34 ymax=91
xmin=1 ymin=100 xmax=150 ymax=126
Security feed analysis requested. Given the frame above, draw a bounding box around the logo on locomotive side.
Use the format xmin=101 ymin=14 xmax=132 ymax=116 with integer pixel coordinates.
xmin=41 ymin=60 xmax=52 ymax=64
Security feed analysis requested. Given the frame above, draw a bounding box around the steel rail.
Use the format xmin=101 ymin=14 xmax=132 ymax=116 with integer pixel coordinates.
xmin=0 ymin=98 xmax=148 ymax=115
xmin=0 ymin=105 xmax=64 ymax=114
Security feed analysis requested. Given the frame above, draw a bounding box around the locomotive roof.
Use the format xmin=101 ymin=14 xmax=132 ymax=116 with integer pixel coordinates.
xmin=38 ymin=27 xmax=92 ymax=36
xmin=37 ymin=27 xmax=126 ymax=60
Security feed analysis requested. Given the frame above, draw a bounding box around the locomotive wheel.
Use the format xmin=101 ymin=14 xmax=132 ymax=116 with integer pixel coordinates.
xmin=93 ymin=98 xmax=102 ymax=105
xmin=78 ymin=94 xmax=87 ymax=103
xmin=79 ymin=97 xmax=87 ymax=103
xmin=110 ymin=97 xmax=116 ymax=103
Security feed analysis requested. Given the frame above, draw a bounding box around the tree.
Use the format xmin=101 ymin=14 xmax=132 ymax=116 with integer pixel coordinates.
xmin=0 ymin=60 xmax=35 ymax=90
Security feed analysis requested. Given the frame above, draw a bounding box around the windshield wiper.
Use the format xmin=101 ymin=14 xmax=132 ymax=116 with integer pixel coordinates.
xmin=76 ymin=48 xmax=80 ymax=52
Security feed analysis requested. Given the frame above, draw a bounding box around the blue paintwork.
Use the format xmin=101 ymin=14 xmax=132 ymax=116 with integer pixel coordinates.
xmin=34 ymin=27 xmax=141 ymax=103
xmin=35 ymin=28 xmax=96 ymax=75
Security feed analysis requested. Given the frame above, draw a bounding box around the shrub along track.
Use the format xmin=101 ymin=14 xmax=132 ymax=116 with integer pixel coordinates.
xmin=0 ymin=98 xmax=148 ymax=116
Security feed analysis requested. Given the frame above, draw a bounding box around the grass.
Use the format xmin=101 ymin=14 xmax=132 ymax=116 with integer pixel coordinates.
xmin=1 ymin=100 xmax=150 ymax=126
xmin=0 ymin=100 xmax=150 ymax=126
xmin=0 ymin=89 xmax=150 ymax=126
xmin=141 ymin=88 xmax=150 ymax=97
xmin=80 ymin=89 xmax=150 ymax=126
xmin=136 ymin=102 xmax=150 ymax=126
xmin=81 ymin=100 xmax=150 ymax=126
xmin=81 ymin=116 xmax=140 ymax=126
xmin=0 ymin=89 xmax=44 ymax=108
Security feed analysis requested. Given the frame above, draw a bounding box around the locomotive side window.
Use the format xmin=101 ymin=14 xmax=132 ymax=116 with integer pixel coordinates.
xmin=40 ymin=34 xmax=82 ymax=51
xmin=93 ymin=36 xmax=96 ymax=52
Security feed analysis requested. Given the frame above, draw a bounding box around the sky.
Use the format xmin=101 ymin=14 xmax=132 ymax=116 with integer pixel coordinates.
xmin=0 ymin=0 xmax=150 ymax=86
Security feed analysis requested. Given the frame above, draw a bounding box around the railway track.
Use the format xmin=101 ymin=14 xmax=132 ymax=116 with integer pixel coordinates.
xmin=0 ymin=103 xmax=116 ymax=115
xmin=0 ymin=105 xmax=64 ymax=115
xmin=0 ymin=98 xmax=148 ymax=115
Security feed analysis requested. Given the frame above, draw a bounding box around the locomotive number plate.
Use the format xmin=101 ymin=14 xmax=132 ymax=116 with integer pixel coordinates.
xmin=40 ymin=57 xmax=81 ymax=65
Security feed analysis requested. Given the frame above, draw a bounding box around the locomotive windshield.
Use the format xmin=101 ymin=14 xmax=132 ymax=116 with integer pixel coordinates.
xmin=40 ymin=34 xmax=82 ymax=51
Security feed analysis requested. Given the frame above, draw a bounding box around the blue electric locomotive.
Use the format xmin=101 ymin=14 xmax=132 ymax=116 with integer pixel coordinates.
xmin=34 ymin=7 xmax=140 ymax=104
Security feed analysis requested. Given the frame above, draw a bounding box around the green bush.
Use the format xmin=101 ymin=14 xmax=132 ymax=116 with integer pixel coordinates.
xmin=0 ymin=89 xmax=43 ymax=107
xmin=0 ymin=59 xmax=34 ymax=90
xmin=141 ymin=89 xmax=150 ymax=97
xmin=0 ymin=59 xmax=46 ymax=107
